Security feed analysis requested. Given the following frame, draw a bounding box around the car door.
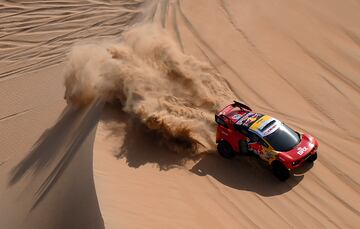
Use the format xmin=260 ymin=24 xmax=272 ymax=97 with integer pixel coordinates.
xmin=216 ymin=115 xmax=245 ymax=152
xmin=248 ymin=135 xmax=277 ymax=162
xmin=245 ymin=132 xmax=269 ymax=157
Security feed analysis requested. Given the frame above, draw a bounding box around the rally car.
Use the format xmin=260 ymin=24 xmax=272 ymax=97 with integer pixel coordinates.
xmin=215 ymin=101 xmax=318 ymax=181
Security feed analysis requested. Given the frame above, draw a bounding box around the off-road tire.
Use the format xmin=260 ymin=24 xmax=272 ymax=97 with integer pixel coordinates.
xmin=217 ymin=141 xmax=235 ymax=159
xmin=272 ymin=161 xmax=290 ymax=181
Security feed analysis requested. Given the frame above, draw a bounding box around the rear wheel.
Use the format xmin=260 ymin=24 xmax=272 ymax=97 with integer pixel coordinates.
xmin=272 ymin=161 xmax=290 ymax=181
xmin=217 ymin=141 xmax=235 ymax=159
xmin=306 ymin=153 xmax=317 ymax=162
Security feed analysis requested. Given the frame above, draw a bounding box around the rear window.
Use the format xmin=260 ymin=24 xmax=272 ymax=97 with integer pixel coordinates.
xmin=215 ymin=115 xmax=228 ymax=127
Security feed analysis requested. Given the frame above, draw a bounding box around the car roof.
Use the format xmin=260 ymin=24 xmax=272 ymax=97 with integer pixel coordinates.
xmin=234 ymin=112 xmax=282 ymax=138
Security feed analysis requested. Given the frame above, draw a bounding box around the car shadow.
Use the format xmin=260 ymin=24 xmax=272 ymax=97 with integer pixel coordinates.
xmin=190 ymin=153 xmax=305 ymax=196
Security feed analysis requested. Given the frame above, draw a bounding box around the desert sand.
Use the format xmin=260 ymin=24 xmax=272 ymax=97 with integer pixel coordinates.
xmin=0 ymin=0 xmax=359 ymax=228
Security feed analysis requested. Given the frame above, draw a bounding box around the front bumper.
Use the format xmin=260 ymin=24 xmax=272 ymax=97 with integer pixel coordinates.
xmin=289 ymin=150 xmax=317 ymax=169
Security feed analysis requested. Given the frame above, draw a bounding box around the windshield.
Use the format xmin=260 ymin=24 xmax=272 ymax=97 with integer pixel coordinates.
xmin=264 ymin=123 xmax=300 ymax=151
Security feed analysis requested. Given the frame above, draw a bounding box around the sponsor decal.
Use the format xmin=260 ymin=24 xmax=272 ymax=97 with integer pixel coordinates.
xmin=297 ymin=146 xmax=308 ymax=156
xmin=232 ymin=114 xmax=241 ymax=120
xmin=265 ymin=152 xmax=274 ymax=160
xmin=262 ymin=123 xmax=280 ymax=136
xmin=237 ymin=112 xmax=260 ymax=127
xmin=249 ymin=143 xmax=264 ymax=155
xmin=263 ymin=124 xmax=276 ymax=134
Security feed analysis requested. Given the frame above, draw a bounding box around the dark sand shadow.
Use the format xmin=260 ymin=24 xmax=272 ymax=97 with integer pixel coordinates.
xmin=7 ymin=99 xmax=105 ymax=229
xmin=9 ymin=105 xmax=80 ymax=186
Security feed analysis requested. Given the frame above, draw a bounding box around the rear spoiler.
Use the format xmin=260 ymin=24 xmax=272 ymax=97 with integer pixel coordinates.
xmin=232 ymin=100 xmax=252 ymax=111
xmin=215 ymin=101 xmax=251 ymax=126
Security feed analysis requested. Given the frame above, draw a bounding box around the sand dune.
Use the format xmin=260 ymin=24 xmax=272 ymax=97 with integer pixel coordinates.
xmin=1 ymin=0 xmax=360 ymax=228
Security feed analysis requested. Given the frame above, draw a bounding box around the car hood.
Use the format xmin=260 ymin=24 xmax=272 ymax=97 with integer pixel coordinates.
xmin=283 ymin=134 xmax=316 ymax=160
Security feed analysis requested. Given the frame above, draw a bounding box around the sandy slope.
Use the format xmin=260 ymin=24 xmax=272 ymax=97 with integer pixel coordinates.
xmin=1 ymin=0 xmax=360 ymax=229
xmin=0 ymin=1 xmax=141 ymax=228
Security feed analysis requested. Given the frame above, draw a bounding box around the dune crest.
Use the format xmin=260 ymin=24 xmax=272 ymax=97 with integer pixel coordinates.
xmin=64 ymin=24 xmax=235 ymax=151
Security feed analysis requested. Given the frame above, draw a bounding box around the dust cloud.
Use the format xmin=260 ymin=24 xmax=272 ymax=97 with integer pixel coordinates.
xmin=64 ymin=24 xmax=236 ymax=152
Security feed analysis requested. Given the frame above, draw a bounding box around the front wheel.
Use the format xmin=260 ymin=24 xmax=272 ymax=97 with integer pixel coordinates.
xmin=272 ymin=161 xmax=290 ymax=181
xmin=217 ymin=141 xmax=235 ymax=159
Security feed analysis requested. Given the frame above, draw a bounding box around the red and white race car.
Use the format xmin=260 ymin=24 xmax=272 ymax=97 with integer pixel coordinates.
xmin=215 ymin=101 xmax=318 ymax=181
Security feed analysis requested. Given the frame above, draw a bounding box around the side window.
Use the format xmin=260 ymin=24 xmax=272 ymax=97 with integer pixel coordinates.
xmin=215 ymin=115 xmax=228 ymax=128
